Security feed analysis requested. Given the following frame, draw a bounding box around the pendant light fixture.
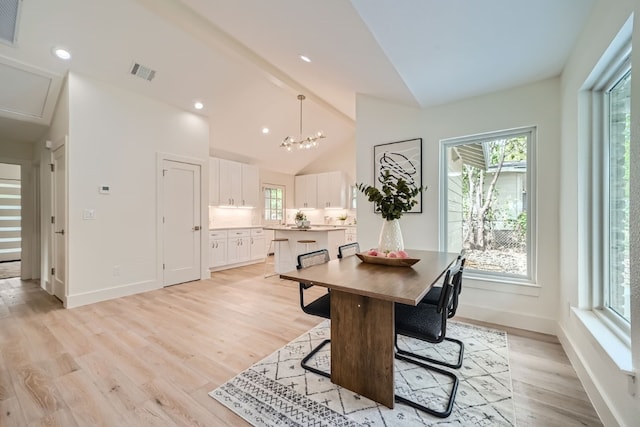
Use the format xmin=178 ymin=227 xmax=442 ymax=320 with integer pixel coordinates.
xmin=280 ymin=94 xmax=325 ymax=151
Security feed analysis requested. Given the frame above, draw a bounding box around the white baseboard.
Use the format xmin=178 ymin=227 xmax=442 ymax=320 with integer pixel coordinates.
xmin=209 ymin=258 xmax=264 ymax=272
xmin=65 ymin=279 xmax=160 ymax=308
xmin=556 ymin=323 xmax=620 ymax=427
xmin=457 ymin=303 xmax=556 ymax=335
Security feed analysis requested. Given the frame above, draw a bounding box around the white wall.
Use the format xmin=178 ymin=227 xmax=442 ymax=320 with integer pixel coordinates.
xmin=356 ymin=77 xmax=561 ymax=334
xmin=298 ymin=139 xmax=356 ymax=184
xmin=557 ymin=0 xmax=639 ymax=425
xmin=64 ymin=73 xmax=209 ymax=307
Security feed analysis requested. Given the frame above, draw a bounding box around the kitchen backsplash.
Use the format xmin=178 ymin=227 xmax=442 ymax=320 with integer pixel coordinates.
xmin=285 ymin=208 xmax=356 ymax=225
xmin=209 ymin=206 xmax=260 ymax=228
xmin=209 ymin=206 xmax=356 ymax=229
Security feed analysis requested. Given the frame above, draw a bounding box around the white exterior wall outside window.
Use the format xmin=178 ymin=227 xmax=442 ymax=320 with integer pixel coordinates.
xmin=440 ymin=127 xmax=536 ymax=283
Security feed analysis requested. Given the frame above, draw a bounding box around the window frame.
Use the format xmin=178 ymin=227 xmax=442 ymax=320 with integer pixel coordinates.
xmin=439 ymin=126 xmax=537 ymax=284
xmin=590 ymin=41 xmax=632 ymax=335
xmin=262 ymin=183 xmax=285 ymax=225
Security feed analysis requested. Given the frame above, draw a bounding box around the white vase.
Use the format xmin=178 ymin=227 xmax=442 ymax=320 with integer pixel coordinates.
xmin=378 ymin=219 xmax=404 ymax=253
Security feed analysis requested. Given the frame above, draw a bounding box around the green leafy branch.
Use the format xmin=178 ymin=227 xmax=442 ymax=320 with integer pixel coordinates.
xmin=357 ymin=170 xmax=426 ymax=220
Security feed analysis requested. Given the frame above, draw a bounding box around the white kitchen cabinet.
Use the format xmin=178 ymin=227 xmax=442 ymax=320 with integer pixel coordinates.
xmin=345 ymin=226 xmax=357 ymax=243
xmin=250 ymin=228 xmax=266 ymax=261
xmin=241 ymin=164 xmax=259 ymax=207
xmin=218 ymin=159 xmax=243 ymax=206
xmin=212 ymin=158 xmax=259 ymax=207
xmin=209 ymin=230 xmax=227 ymax=268
xmin=209 ymin=227 xmax=265 ymax=271
xmin=294 ymin=174 xmax=317 ymax=209
xmin=317 ymin=171 xmax=347 ymax=208
xmin=209 ymin=157 xmax=220 ymax=206
xmin=227 ymin=229 xmax=251 ymax=264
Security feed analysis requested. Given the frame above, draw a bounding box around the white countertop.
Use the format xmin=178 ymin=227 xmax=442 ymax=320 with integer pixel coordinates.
xmin=209 ymin=224 xmax=355 ymax=231
xmin=209 ymin=225 xmax=263 ymax=230
xmin=263 ymin=225 xmax=348 ymax=232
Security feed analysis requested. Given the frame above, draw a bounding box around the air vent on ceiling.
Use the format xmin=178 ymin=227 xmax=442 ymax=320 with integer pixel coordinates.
xmin=0 ymin=0 xmax=22 ymax=45
xmin=130 ymin=62 xmax=156 ymax=82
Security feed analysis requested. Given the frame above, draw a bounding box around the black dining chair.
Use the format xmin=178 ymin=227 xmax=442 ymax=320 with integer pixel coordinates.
xmin=337 ymin=242 xmax=360 ymax=258
xmin=421 ymin=255 xmax=465 ymax=318
xmin=396 ymin=258 xmax=465 ymax=369
xmin=297 ymin=249 xmax=331 ymax=378
xmin=393 ymin=263 xmax=462 ymax=418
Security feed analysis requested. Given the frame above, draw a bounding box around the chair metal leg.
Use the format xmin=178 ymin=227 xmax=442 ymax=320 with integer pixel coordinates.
xmin=396 ymin=336 xmax=464 ymax=369
xmin=300 ymin=338 xmax=331 ymax=378
xmin=394 ymin=352 xmax=459 ymax=418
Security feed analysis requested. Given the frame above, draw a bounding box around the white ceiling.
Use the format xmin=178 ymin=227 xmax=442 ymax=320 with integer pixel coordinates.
xmin=0 ymin=0 xmax=594 ymax=174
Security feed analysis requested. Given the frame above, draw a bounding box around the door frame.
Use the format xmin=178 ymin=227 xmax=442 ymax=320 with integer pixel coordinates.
xmin=0 ymin=157 xmax=33 ymax=281
xmin=156 ymin=153 xmax=208 ymax=284
xmin=50 ymin=137 xmax=68 ymax=303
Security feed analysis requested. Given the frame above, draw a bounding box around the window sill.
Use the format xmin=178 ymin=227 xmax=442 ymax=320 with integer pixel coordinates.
xmin=572 ymin=307 xmax=632 ymax=373
xmin=464 ymin=274 xmax=541 ymax=296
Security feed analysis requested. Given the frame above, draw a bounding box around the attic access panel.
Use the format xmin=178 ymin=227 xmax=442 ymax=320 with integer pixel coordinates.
xmin=0 ymin=61 xmax=52 ymax=119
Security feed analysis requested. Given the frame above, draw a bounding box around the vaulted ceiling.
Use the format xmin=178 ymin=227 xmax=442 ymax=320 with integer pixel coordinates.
xmin=0 ymin=0 xmax=594 ymax=174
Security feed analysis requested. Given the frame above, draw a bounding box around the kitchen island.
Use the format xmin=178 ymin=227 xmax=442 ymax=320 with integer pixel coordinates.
xmin=262 ymin=225 xmax=347 ymax=273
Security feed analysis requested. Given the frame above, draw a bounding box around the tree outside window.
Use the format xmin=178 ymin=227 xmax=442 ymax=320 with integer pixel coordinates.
xmin=443 ymin=128 xmax=535 ymax=281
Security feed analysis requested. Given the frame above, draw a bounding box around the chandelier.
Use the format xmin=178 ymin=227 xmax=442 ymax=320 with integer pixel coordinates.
xmin=280 ymin=94 xmax=326 ymax=151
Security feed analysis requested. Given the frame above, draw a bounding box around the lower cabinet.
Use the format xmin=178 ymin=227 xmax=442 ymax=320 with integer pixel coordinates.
xmin=345 ymin=227 xmax=357 ymax=243
xmin=210 ymin=228 xmax=264 ymax=271
xmin=250 ymin=228 xmax=266 ymax=261
xmin=209 ymin=230 xmax=228 ymax=268
xmin=228 ymin=230 xmax=251 ymax=264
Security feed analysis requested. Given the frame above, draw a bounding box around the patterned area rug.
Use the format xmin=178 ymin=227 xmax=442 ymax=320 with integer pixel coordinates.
xmin=210 ymin=321 xmax=515 ymax=426
xmin=0 ymin=261 xmax=20 ymax=279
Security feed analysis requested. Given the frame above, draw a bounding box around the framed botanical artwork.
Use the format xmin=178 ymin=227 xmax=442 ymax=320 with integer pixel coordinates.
xmin=373 ymin=138 xmax=423 ymax=213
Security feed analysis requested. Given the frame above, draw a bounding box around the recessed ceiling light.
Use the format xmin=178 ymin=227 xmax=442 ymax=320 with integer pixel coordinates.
xmin=299 ymin=55 xmax=311 ymax=63
xmin=194 ymin=101 xmax=204 ymax=110
xmin=53 ymin=47 xmax=71 ymax=60
xmin=262 ymin=127 xmax=270 ymax=134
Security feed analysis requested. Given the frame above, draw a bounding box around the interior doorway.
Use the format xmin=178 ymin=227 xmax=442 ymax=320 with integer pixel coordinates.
xmin=51 ymin=144 xmax=67 ymax=302
xmin=162 ymin=159 xmax=201 ymax=286
xmin=0 ymin=163 xmax=21 ymax=279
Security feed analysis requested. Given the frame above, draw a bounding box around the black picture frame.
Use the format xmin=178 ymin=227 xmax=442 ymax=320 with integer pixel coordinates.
xmin=373 ymin=138 xmax=423 ymax=213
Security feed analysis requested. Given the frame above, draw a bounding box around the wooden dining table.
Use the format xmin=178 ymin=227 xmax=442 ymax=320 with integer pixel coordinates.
xmin=279 ymin=249 xmax=459 ymax=408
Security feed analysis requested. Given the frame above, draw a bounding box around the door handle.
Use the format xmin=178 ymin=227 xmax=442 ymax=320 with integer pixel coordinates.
xmin=54 ymin=229 xmax=65 ymax=235
xmin=193 ymin=226 xmax=201 ymax=231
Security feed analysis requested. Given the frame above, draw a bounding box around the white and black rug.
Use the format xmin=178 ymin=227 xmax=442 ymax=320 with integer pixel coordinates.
xmin=210 ymin=321 xmax=515 ymax=426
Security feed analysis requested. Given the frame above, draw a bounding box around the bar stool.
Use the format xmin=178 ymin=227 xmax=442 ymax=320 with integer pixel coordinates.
xmin=297 ymin=239 xmax=318 ymax=256
xmin=264 ymin=238 xmax=293 ymax=277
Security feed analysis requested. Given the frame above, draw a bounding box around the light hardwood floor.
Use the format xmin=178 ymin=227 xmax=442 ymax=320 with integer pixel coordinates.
xmin=0 ymin=263 xmax=602 ymax=426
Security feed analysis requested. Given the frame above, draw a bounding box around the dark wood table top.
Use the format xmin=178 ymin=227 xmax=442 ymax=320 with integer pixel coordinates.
xmin=280 ymin=249 xmax=459 ymax=306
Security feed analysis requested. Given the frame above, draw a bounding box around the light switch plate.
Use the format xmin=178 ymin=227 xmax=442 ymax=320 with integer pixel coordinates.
xmin=83 ymin=209 xmax=96 ymax=220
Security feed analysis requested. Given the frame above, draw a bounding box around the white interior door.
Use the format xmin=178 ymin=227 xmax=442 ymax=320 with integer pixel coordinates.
xmin=162 ymin=160 xmax=201 ymax=286
xmin=52 ymin=144 xmax=66 ymax=302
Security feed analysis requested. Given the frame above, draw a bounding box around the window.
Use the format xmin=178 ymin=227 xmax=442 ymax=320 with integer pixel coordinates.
xmin=263 ymin=184 xmax=284 ymax=224
xmin=440 ymin=127 xmax=536 ymax=282
xmin=592 ymin=44 xmax=631 ymax=328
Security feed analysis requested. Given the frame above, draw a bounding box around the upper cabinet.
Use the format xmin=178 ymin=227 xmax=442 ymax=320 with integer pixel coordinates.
xmin=295 ymin=171 xmax=348 ymax=209
xmin=241 ymin=164 xmax=260 ymax=207
xmin=218 ymin=159 xmax=242 ymax=206
xmin=209 ymin=158 xmax=220 ymax=206
xmin=317 ymin=171 xmax=347 ymax=208
xmin=210 ymin=158 xmax=259 ymax=207
xmin=294 ymin=174 xmax=317 ymax=209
